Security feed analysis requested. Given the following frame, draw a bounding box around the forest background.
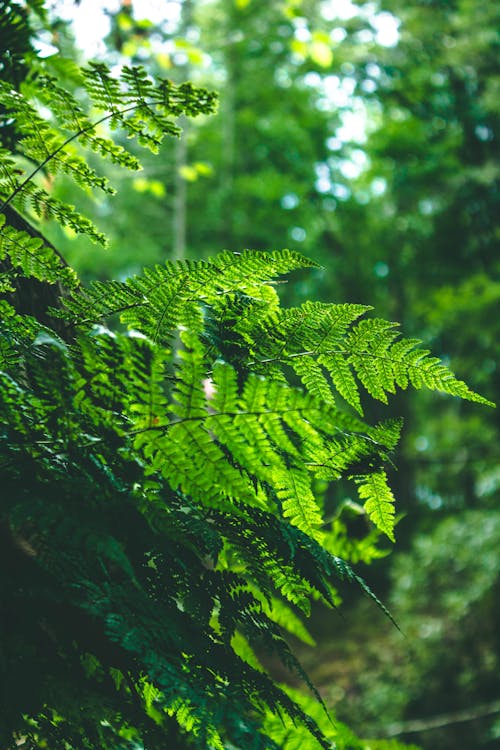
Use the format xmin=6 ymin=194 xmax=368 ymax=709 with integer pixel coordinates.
xmin=15 ymin=0 xmax=500 ymax=747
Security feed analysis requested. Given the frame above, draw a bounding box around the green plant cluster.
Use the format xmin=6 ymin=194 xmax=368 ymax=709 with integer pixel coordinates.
xmin=0 ymin=6 xmax=490 ymax=748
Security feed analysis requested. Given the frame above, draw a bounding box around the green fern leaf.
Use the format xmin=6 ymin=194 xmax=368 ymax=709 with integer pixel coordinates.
xmin=0 ymin=212 xmax=78 ymax=288
xmin=275 ymin=468 xmax=324 ymax=542
xmin=355 ymin=471 xmax=396 ymax=542
xmin=59 ymin=250 xmax=315 ymax=338
xmin=291 ymin=354 xmax=335 ymax=405
xmin=250 ymin=589 xmax=316 ymax=646
xmin=318 ymin=351 xmax=362 ymax=413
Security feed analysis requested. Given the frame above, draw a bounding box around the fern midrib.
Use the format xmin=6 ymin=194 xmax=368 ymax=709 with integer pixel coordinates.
xmin=26 ymin=405 xmax=331 ymax=451
xmin=250 ymin=346 xmax=445 ymax=376
xmin=131 ymin=406 xmax=321 ymax=435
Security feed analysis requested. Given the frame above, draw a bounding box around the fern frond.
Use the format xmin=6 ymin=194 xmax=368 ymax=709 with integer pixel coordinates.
xmin=0 ymin=168 xmax=108 ymax=243
xmin=83 ymin=63 xmax=217 ymax=151
xmin=0 ymin=64 xmax=217 ymax=250
xmin=34 ymin=72 xmax=142 ymax=169
xmin=275 ymin=467 xmax=324 ymax=542
xmin=344 ymin=318 xmax=494 ymax=406
xmin=59 ymin=249 xmax=317 ymax=339
xmin=0 ymin=212 xmax=78 ymax=287
xmin=0 ymin=25 xmax=492 ymax=745
xmin=248 ymin=587 xmax=316 ymax=646
xmin=242 ymin=301 xmax=492 ymax=409
xmin=355 ymin=471 xmax=396 ymax=542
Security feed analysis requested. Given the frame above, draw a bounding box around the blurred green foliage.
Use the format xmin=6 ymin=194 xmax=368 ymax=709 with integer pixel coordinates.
xmin=343 ymin=509 xmax=500 ymax=748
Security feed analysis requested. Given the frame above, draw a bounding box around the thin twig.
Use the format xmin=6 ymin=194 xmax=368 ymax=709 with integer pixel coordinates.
xmin=384 ymin=698 xmax=500 ymax=737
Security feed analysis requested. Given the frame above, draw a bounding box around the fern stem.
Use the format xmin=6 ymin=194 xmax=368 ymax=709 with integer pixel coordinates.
xmin=250 ymin=347 xmax=416 ymax=368
xmin=129 ymin=406 xmax=320 ymax=435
